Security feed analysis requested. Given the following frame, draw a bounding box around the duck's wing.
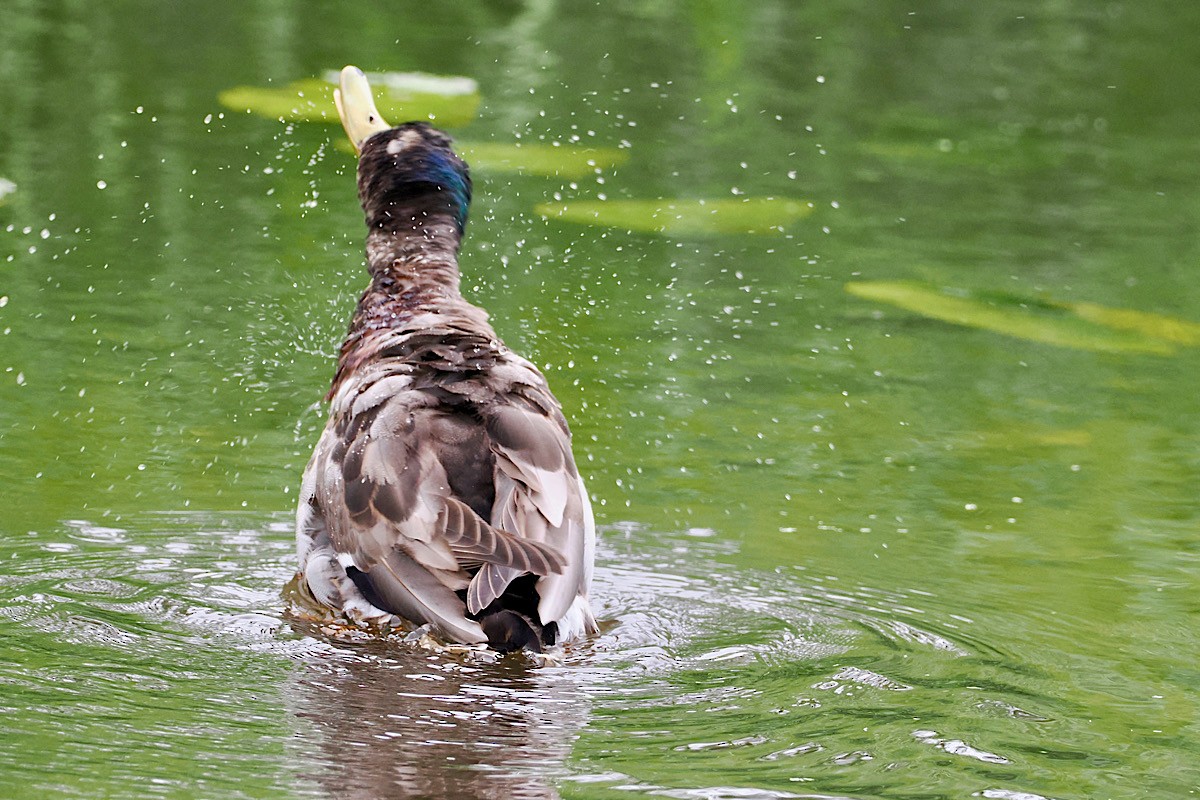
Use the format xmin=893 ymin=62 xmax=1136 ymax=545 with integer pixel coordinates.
xmin=308 ymin=372 xmax=566 ymax=641
xmin=474 ymin=381 xmax=596 ymax=631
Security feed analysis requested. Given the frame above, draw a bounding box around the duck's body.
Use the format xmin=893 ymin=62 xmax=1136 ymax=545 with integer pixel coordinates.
xmin=295 ymin=68 xmax=596 ymax=652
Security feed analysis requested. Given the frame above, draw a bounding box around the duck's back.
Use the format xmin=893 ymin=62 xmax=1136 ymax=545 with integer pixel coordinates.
xmin=297 ymin=302 xmax=596 ymax=651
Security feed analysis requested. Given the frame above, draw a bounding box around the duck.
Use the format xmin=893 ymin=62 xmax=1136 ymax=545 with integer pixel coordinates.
xmin=294 ymin=66 xmax=597 ymax=653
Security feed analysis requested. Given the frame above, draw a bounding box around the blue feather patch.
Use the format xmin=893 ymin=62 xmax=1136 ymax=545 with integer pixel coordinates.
xmin=415 ymin=150 xmax=472 ymax=232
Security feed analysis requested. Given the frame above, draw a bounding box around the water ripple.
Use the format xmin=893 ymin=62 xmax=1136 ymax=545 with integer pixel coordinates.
xmin=0 ymin=513 xmax=1111 ymax=799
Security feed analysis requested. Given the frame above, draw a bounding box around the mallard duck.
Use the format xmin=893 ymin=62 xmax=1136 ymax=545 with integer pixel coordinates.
xmin=295 ymin=66 xmax=597 ymax=653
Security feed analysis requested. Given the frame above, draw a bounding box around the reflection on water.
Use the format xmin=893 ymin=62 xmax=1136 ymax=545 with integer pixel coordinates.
xmin=282 ymin=626 xmax=593 ymax=799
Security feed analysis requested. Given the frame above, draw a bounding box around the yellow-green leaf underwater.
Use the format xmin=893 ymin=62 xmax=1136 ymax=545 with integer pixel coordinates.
xmin=845 ymin=280 xmax=1196 ymax=355
xmin=333 ymin=139 xmax=629 ymax=178
xmin=1067 ymin=301 xmax=1200 ymax=346
xmin=457 ymin=141 xmax=628 ymax=178
xmin=535 ymin=197 xmax=813 ymax=236
xmin=0 ymin=178 xmax=14 ymax=205
xmin=218 ymin=71 xmax=480 ymax=127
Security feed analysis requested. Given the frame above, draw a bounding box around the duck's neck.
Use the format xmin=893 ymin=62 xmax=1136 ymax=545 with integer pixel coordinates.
xmin=363 ymin=212 xmax=463 ymax=296
xmin=328 ymin=212 xmax=467 ymax=398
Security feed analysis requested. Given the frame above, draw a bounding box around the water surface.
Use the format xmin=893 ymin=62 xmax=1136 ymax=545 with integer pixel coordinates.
xmin=2 ymin=2 xmax=1199 ymax=798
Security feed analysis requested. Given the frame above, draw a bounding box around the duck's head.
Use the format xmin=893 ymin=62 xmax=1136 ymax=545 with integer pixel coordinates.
xmin=335 ymin=66 xmax=472 ymax=235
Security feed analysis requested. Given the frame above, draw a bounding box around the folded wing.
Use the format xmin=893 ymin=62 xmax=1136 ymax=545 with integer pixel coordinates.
xmin=304 ymin=370 xmax=589 ymax=642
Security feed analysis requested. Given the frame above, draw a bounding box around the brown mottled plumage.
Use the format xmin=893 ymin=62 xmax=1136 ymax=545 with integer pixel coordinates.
xmin=295 ymin=72 xmax=596 ymax=653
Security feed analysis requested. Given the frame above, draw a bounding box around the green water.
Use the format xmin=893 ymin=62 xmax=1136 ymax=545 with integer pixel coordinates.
xmin=2 ymin=2 xmax=1199 ymax=798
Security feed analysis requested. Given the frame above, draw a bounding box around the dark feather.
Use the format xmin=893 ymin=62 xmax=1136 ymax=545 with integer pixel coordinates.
xmin=479 ymin=610 xmax=542 ymax=654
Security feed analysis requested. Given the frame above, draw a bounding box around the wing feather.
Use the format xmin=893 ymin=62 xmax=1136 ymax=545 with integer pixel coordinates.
xmin=439 ymin=497 xmax=565 ymax=575
xmin=485 ymin=393 xmax=592 ymax=628
xmin=371 ymin=551 xmax=487 ymax=643
xmin=300 ymin=352 xmax=595 ymax=645
xmin=466 ymin=563 xmax=520 ymax=614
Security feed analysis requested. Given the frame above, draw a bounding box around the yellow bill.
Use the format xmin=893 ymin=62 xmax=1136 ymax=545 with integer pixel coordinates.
xmin=334 ymin=65 xmax=391 ymax=153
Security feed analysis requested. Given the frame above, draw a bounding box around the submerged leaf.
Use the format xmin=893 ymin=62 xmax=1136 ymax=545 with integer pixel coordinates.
xmin=219 ymin=72 xmax=480 ymax=127
xmin=846 ymin=281 xmax=1182 ymax=355
xmin=1066 ymin=301 xmax=1200 ymax=346
xmin=334 ymin=139 xmax=628 ymax=177
xmin=535 ymin=197 xmax=813 ymax=235
xmin=219 ymin=78 xmax=332 ymax=122
xmin=457 ymin=142 xmax=628 ymax=177
xmin=0 ymin=178 xmax=14 ymax=205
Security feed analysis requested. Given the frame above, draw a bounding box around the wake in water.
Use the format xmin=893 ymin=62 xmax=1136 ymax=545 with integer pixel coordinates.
xmin=6 ymin=513 xmax=1080 ymax=800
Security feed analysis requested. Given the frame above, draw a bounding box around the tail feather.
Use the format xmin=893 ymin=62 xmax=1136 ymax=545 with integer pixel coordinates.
xmin=466 ymin=573 xmax=560 ymax=653
xmin=478 ymin=609 xmax=548 ymax=653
